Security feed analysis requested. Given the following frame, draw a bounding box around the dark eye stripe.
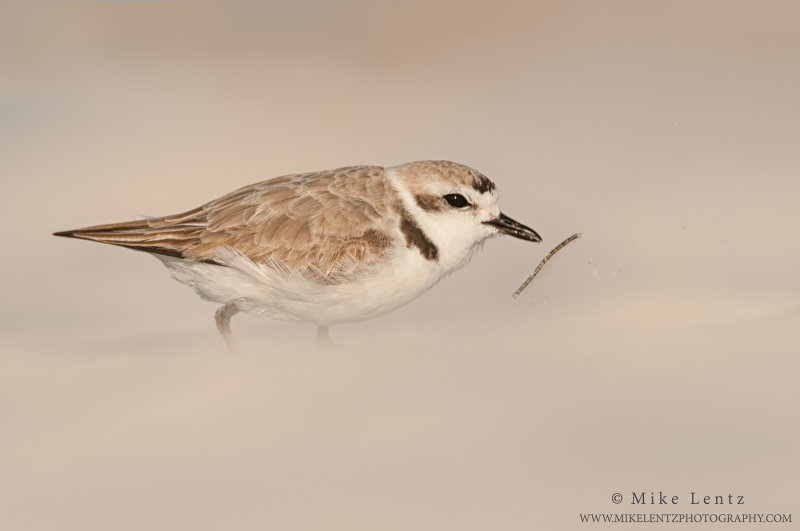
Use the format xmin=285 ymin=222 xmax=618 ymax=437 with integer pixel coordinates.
xmin=414 ymin=194 xmax=445 ymax=212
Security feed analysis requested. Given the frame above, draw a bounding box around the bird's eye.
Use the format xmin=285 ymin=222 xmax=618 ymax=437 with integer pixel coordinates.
xmin=443 ymin=193 xmax=469 ymax=208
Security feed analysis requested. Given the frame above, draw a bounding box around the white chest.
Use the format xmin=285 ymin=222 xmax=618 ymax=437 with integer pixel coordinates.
xmin=307 ymin=247 xmax=447 ymax=325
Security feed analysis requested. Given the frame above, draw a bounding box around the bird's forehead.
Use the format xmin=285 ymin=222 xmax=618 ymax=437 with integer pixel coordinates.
xmin=394 ymin=160 xmax=497 ymax=195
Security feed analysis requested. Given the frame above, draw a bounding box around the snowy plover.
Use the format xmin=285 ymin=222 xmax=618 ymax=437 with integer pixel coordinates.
xmin=55 ymin=160 xmax=541 ymax=351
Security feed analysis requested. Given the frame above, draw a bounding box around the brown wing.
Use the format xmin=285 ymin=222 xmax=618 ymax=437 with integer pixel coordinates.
xmin=54 ymin=166 xmax=398 ymax=279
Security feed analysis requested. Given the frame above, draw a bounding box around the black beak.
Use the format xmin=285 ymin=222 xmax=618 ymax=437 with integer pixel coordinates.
xmin=483 ymin=213 xmax=542 ymax=242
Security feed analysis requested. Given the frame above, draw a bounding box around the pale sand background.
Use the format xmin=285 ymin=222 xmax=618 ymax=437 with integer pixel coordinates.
xmin=1 ymin=1 xmax=798 ymax=530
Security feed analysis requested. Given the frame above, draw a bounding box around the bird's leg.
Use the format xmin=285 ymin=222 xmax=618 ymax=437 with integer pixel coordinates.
xmin=316 ymin=326 xmax=332 ymax=348
xmin=215 ymin=302 xmax=240 ymax=354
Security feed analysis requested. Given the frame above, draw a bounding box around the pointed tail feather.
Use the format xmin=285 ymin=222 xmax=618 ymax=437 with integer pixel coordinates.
xmin=53 ymin=212 xmax=220 ymax=264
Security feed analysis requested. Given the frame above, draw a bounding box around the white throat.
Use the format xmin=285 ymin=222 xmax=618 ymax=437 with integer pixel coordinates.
xmin=386 ymin=168 xmax=492 ymax=275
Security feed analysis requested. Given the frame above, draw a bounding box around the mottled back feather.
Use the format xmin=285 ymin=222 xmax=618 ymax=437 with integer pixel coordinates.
xmin=56 ymin=166 xmax=399 ymax=281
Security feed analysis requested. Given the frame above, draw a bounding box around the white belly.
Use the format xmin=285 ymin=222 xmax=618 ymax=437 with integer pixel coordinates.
xmin=157 ymin=247 xmax=450 ymax=326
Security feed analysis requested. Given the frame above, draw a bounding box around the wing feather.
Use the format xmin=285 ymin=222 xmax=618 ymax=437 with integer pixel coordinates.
xmin=54 ymin=166 xmax=399 ymax=281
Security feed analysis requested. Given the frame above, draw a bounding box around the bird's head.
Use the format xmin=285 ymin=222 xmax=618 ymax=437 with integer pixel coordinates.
xmin=389 ymin=160 xmax=541 ymax=267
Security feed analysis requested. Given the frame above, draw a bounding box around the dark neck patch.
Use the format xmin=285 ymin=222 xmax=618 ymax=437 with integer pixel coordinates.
xmin=399 ymin=209 xmax=439 ymax=261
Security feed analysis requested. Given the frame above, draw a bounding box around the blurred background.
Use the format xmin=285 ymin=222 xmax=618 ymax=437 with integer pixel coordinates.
xmin=1 ymin=1 xmax=798 ymax=529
